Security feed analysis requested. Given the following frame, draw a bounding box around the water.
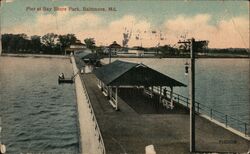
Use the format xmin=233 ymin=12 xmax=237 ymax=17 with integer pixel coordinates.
xmin=0 ymin=56 xmax=79 ymax=153
xmin=103 ymin=58 xmax=250 ymax=133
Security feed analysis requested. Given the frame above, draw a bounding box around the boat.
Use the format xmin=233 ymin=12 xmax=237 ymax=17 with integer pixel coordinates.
xmin=58 ymin=77 xmax=74 ymax=84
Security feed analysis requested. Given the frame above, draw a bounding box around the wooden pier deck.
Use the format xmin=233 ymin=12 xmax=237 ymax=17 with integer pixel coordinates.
xmin=80 ymin=73 xmax=249 ymax=154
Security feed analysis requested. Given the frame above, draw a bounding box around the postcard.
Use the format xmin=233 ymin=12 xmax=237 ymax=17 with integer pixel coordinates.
xmin=0 ymin=0 xmax=249 ymax=153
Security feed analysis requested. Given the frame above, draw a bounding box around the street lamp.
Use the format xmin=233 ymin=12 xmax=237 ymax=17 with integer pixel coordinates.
xmin=179 ymin=38 xmax=196 ymax=152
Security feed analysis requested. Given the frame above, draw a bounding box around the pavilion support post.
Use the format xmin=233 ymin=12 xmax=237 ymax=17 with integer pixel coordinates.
xmin=107 ymin=86 xmax=110 ymax=100
xmin=98 ymin=79 xmax=100 ymax=88
xmin=170 ymin=86 xmax=174 ymax=109
xmin=115 ymin=87 xmax=118 ymax=110
xmin=109 ymin=86 xmax=112 ymax=100
xmin=101 ymin=82 xmax=103 ymax=91
xmin=159 ymin=86 xmax=162 ymax=103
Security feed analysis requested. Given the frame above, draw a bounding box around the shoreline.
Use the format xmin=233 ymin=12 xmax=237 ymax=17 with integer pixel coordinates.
xmin=1 ymin=53 xmax=249 ymax=59
xmin=109 ymin=54 xmax=250 ymax=59
xmin=111 ymin=56 xmax=250 ymax=59
xmin=1 ymin=53 xmax=69 ymax=59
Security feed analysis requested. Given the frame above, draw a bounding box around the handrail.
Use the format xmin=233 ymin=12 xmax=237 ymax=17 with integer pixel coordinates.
xmin=73 ymin=55 xmax=106 ymax=154
xmin=81 ymin=76 xmax=106 ymax=154
xmin=151 ymin=87 xmax=249 ymax=136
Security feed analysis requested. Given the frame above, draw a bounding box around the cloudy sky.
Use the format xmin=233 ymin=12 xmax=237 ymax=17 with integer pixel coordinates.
xmin=1 ymin=0 xmax=249 ymax=48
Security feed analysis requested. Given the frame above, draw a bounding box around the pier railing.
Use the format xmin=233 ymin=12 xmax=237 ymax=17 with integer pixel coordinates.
xmin=72 ymin=56 xmax=106 ymax=154
xmin=152 ymin=87 xmax=249 ymax=137
xmin=81 ymin=76 xmax=106 ymax=154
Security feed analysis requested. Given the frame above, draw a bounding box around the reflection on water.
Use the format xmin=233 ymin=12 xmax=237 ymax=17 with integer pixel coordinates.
xmin=0 ymin=57 xmax=79 ymax=153
xmin=103 ymin=58 xmax=250 ymax=126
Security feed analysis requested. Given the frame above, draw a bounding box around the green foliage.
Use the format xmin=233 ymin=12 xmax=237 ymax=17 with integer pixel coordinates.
xmin=2 ymin=33 xmax=78 ymax=55
xmin=41 ymin=33 xmax=58 ymax=47
xmin=2 ymin=34 xmax=30 ymax=53
xmin=58 ymin=34 xmax=77 ymax=49
xmin=2 ymin=33 xmax=248 ymax=57
xmin=30 ymin=35 xmax=41 ymax=52
xmin=84 ymin=38 xmax=96 ymax=51
xmin=194 ymin=41 xmax=209 ymax=52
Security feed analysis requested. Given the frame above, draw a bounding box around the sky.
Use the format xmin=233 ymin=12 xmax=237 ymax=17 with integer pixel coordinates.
xmin=0 ymin=0 xmax=249 ymax=48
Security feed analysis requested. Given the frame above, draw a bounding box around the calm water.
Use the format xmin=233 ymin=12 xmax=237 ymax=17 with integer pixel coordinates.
xmin=104 ymin=58 xmax=250 ymax=132
xmin=0 ymin=57 xmax=79 ymax=153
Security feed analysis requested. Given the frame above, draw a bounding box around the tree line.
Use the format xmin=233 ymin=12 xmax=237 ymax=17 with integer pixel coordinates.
xmin=2 ymin=33 xmax=249 ymax=56
xmin=1 ymin=33 xmax=88 ymax=54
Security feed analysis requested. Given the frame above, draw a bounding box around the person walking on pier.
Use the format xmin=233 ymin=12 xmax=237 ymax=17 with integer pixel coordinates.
xmin=163 ymin=88 xmax=167 ymax=99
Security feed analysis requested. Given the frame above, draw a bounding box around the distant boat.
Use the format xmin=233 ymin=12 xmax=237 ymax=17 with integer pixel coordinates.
xmin=58 ymin=77 xmax=74 ymax=84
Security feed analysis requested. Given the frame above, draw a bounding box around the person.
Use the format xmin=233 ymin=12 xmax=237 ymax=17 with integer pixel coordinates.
xmin=59 ymin=73 xmax=64 ymax=79
xmin=163 ymin=88 xmax=167 ymax=98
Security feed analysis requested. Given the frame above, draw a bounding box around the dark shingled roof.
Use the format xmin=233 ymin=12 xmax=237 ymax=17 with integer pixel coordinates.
xmin=77 ymin=52 xmax=90 ymax=59
xmin=109 ymin=41 xmax=122 ymax=49
xmin=94 ymin=60 xmax=186 ymax=87
xmin=75 ymin=50 xmax=92 ymax=59
xmin=74 ymin=49 xmax=98 ymax=58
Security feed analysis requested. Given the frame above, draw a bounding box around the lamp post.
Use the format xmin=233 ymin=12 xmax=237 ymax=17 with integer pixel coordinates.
xmin=190 ymin=38 xmax=195 ymax=152
xmin=179 ymin=38 xmax=195 ymax=152
xmin=179 ymin=38 xmax=208 ymax=152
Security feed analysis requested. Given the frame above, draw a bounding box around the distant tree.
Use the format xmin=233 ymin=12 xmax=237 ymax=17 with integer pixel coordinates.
xmin=41 ymin=33 xmax=58 ymax=47
xmin=18 ymin=33 xmax=28 ymax=40
xmin=41 ymin=33 xmax=58 ymax=53
xmin=178 ymin=39 xmax=209 ymax=53
xmin=84 ymin=38 xmax=96 ymax=51
xmin=30 ymin=35 xmax=42 ymax=53
xmin=194 ymin=40 xmax=209 ymax=52
xmin=2 ymin=34 xmax=14 ymax=52
xmin=179 ymin=42 xmax=190 ymax=52
xmin=8 ymin=35 xmax=18 ymax=52
xmin=2 ymin=33 xmax=29 ymax=53
xmin=17 ymin=34 xmax=29 ymax=52
xmin=58 ymin=34 xmax=77 ymax=54
xmin=159 ymin=45 xmax=172 ymax=54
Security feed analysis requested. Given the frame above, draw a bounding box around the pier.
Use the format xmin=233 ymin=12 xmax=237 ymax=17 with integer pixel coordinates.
xmin=72 ymin=56 xmax=249 ymax=153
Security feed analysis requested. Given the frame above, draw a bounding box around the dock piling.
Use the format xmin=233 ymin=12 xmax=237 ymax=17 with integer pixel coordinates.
xmin=245 ymin=123 xmax=247 ymax=136
xmin=225 ymin=115 xmax=228 ymax=127
xmin=210 ymin=109 xmax=213 ymax=120
xmin=197 ymin=103 xmax=200 ymax=113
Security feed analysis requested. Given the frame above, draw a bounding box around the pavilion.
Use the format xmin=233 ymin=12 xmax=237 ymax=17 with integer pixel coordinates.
xmin=93 ymin=60 xmax=186 ymax=110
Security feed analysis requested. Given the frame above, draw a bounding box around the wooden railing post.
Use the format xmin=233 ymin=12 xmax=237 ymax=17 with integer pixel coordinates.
xmin=210 ymin=109 xmax=213 ymax=120
xmin=197 ymin=103 xmax=200 ymax=113
xmin=162 ymin=88 xmax=248 ymax=136
xmin=245 ymin=123 xmax=247 ymax=136
xmin=225 ymin=115 xmax=228 ymax=127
